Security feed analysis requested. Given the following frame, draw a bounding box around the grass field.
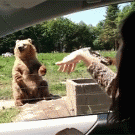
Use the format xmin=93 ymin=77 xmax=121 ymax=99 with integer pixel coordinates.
xmin=0 ymin=53 xmax=92 ymax=99
xmin=0 ymin=51 xmax=117 ymax=123
xmin=0 ymin=51 xmax=117 ymax=100
xmin=98 ymin=50 xmax=117 ymax=58
xmin=0 ymin=56 xmax=14 ymax=99
xmin=0 ymin=108 xmax=20 ymax=123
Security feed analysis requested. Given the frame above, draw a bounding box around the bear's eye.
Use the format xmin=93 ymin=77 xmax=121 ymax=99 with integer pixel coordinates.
xmin=23 ymin=44 xmax=27 ymax=46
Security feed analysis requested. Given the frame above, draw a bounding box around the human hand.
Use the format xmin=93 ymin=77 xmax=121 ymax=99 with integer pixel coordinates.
xmin=56 ymin=128 xmax=84 ymax=135
xmin=55 ymin=47 xmax=91 ymax=74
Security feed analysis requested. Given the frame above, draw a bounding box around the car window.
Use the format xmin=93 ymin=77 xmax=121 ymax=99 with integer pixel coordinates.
xmin=0 ymin=2 xmax=131 ymax=123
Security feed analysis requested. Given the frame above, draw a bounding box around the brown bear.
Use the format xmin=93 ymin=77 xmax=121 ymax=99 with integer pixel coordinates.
xmin=12 ymin=38 xmax=51 ymax=106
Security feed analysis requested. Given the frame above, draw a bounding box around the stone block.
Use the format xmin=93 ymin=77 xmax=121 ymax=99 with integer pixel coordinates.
xmin=66 ymin=78 xmax=111 ymax=115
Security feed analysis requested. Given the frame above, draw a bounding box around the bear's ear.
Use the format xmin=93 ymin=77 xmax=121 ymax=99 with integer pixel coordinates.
xmin=16 ymin=40 xmax=20 ymax=44
xmin=27 ymin=38 xmax=32 ymax=43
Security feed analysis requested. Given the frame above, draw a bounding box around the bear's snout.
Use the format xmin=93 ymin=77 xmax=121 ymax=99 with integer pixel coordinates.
xmin=18 ymin=46 xmax=24 ymax=52
xmin=18 ymin=44 xmax=27 ymax=52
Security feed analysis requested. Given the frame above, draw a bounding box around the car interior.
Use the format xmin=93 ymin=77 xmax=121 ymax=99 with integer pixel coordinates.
xmin=0 ymin=0 xmax=132 ymax=134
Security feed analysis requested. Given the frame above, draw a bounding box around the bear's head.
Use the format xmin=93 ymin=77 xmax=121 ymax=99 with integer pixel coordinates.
xmin=14 ymin=38 xmax=37 ymax=59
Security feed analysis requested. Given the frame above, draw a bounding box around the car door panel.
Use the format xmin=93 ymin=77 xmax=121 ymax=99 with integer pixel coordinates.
xmin=0 ymin=115 xmax=97 ymax=135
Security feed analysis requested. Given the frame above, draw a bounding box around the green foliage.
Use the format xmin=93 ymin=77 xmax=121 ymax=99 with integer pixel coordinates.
xmin=94 ymin=2 xmax=135 ymax=50
xmin=98 ymin=4 xmax=119 ymax=50
xmin=116 ymin=2 xmax=135 ymax=26
xmin=105 ymin=4 xmax=119 ymax=27
xmin=0 ymin=2 xmax=134 ymax=52
xmin=0 ymin=17 xmax=96 ymax=53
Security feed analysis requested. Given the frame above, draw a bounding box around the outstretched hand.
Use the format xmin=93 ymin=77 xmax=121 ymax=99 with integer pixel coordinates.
xmin=55 ymin=47 xmax=91 ymax=74
xmin=56 ymin=50 xmax=82 ymax=74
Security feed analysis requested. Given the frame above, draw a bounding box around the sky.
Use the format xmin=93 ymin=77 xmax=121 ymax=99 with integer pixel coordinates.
xmin=64 ymin=2 xmax=131 ymax=26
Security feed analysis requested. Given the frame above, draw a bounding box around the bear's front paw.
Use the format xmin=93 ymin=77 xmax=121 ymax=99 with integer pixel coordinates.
xmin=15 ymin=100 xmax=24 ymax=106
xmin=38 ymin=65 xmax=47 ymax=76
xmin=15 ymin=73 xmax=23 ymax=83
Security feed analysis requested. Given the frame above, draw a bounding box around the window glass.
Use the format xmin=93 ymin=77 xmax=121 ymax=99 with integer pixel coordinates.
xmin=0 ymin=2 xmax=131 ymax=123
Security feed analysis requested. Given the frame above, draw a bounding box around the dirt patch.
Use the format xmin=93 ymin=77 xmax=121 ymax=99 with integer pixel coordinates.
xmin=0 ymin=100 xmax=15 ymax=110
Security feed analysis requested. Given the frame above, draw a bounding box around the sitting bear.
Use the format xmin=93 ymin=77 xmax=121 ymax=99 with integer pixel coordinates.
xmin=12 ymin=38 xmax=51 ymax=106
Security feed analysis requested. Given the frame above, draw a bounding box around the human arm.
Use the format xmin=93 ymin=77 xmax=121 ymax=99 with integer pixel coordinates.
xmin=56 ymin=48 xmax=117 ymax=97
xmin=55 ymin=47 xmax=99 ymax=73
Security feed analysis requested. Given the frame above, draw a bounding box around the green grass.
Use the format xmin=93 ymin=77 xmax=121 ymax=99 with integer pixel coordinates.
xmin=0 ymin=51 xmax=117 ymax=99
xmin=0 ymin=53 xmax=91 ymax=99
xmin=0 ymin=107 xmax=20 ymax=123
xmin=0 ymin=51 xmax=117 ymax=123
xmin=0 ymin=56 xmax=14 ymax=99
xmin=98 ymin=50 xmax=117 ymax=58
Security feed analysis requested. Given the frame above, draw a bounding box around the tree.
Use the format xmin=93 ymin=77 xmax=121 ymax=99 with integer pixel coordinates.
xmin=64 ymin=21 xmax=95 ymax=52
xmin=1 ymin=2 xmax=134 ymax=53
xmin=42 ymin=17 xmax=77 ymax=52
xmin=93 ymin=21 xmax=104 ymax=50
xmin=100 ymin=4 xmax=119 ymax=50
xmin=116 ymin=4 xmax=131 ymax=26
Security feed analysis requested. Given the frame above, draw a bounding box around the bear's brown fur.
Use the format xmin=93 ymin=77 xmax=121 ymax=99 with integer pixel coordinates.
xmin=12 ymin=38 xmax=51 ymax=106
